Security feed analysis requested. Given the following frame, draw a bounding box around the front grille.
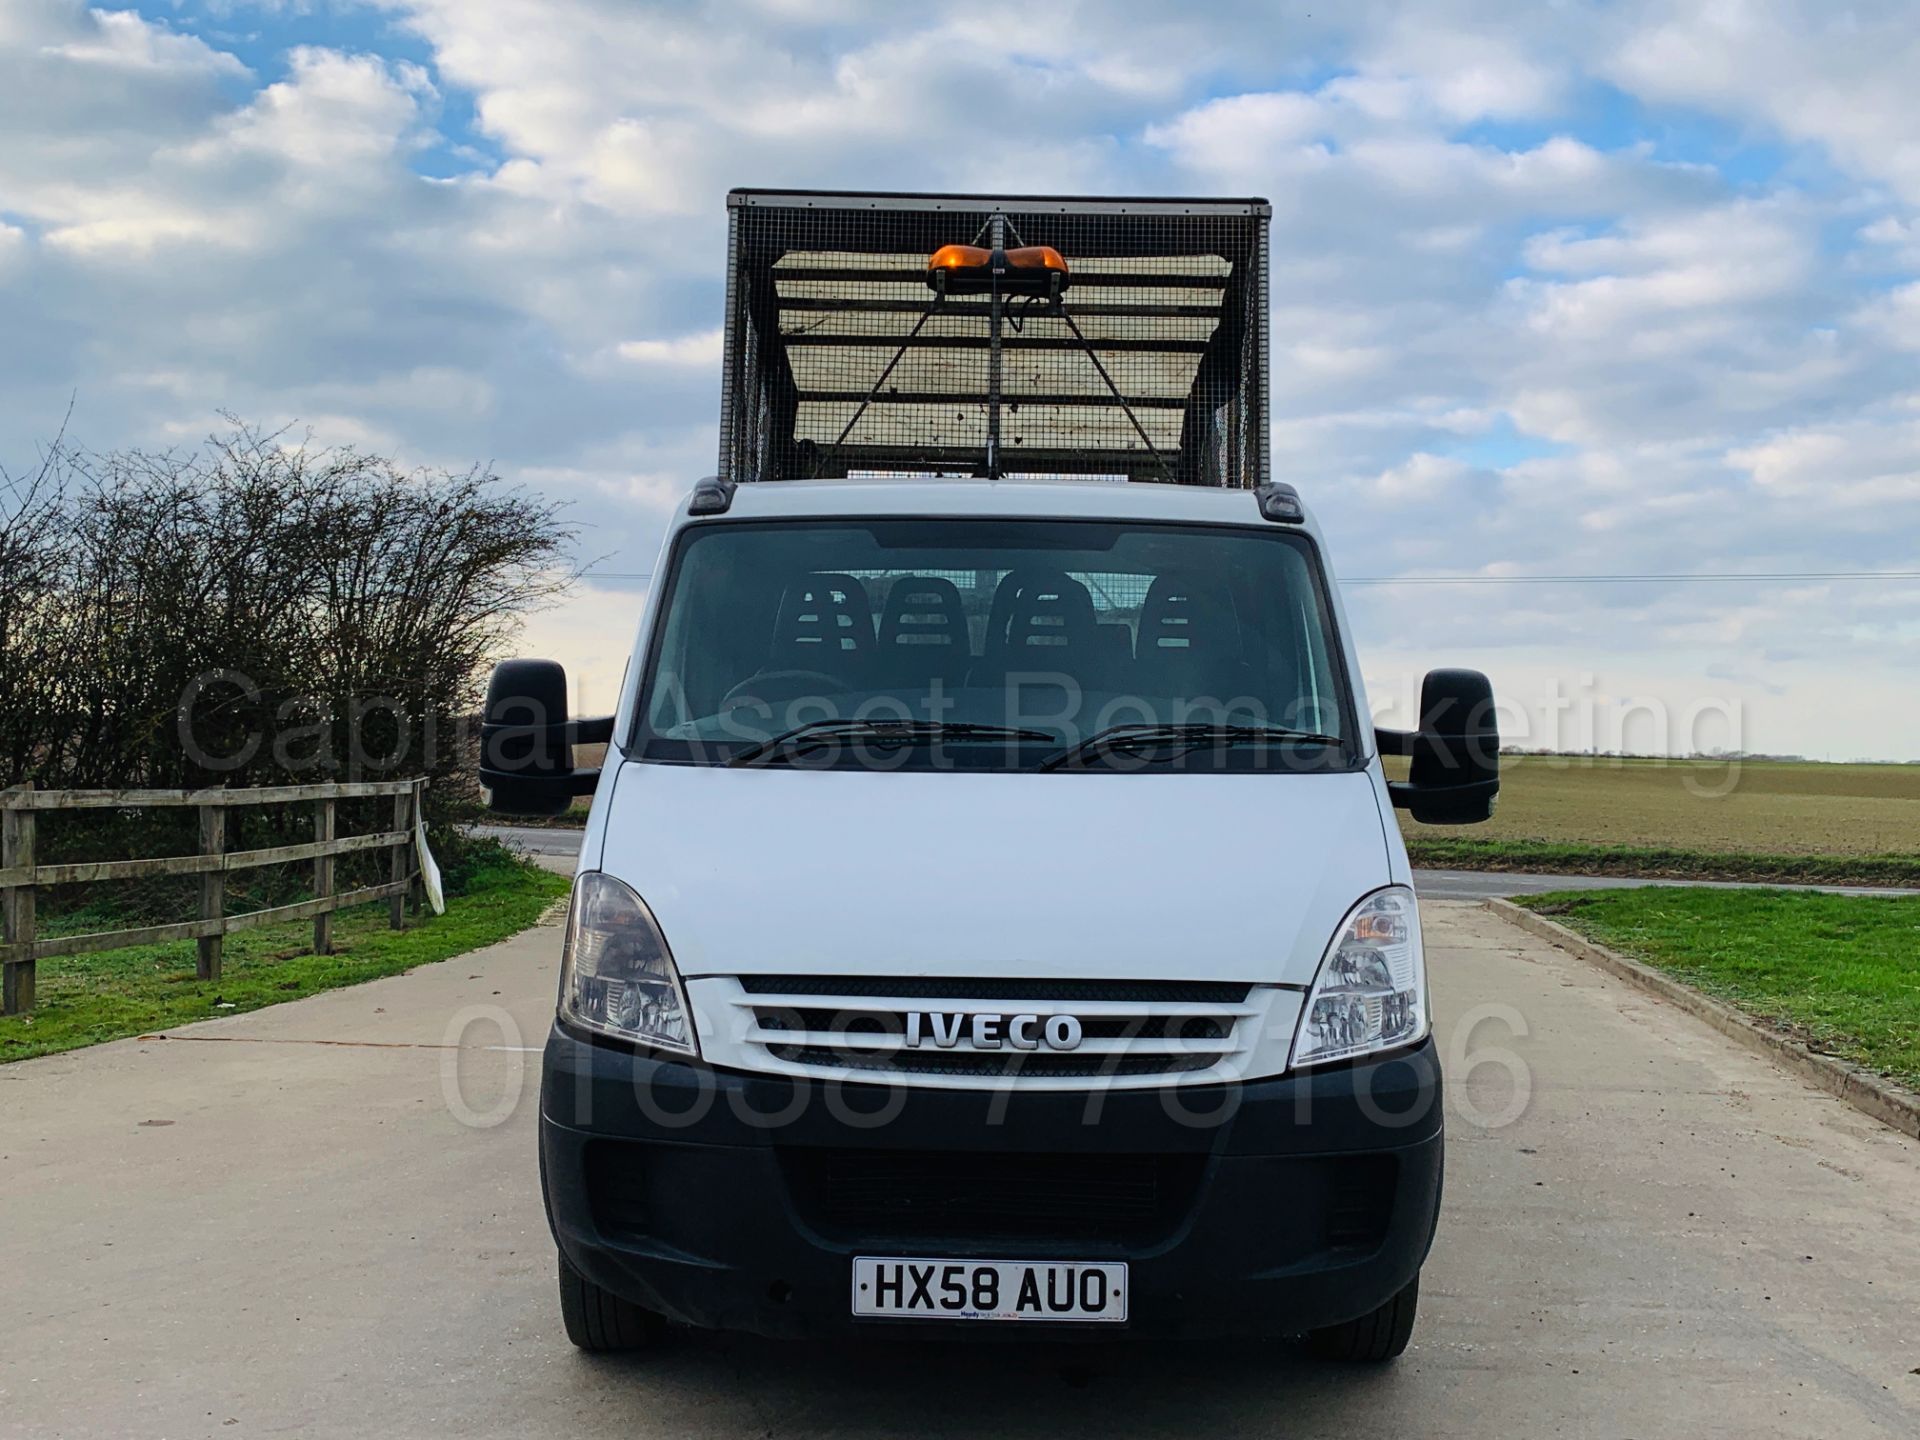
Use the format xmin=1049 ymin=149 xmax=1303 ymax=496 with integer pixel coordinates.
xmin=782 ymin=1147 xmax=1206 ymax=1246
xmin=752 ymin=1008 xmax=1231 ymax=1042
xmin=737 ymin=975 xmax=1251 ymax=1004
xmin=762 ymin=1045 xmax=1219 ymax=1078
xmin=725 ymin=975 xmax=1259 ymax=1084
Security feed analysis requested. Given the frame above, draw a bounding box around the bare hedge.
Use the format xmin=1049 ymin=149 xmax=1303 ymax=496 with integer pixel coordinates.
xmin=1 ymin=422 xmax=575 ymax=822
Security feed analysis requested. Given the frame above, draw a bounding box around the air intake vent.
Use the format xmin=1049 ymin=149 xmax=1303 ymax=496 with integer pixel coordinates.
xmin=781 ymin=1147 xmax=1206 ymax=1246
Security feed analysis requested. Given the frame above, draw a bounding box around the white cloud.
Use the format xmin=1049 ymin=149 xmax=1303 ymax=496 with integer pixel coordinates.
xmin=42 ymin=209 xmax=241 ymax=256
xmin=1361 ymin=452 xmax=1476 ymax=503
xmin=1606 ymin=0 xmax=1920 ymax=204
xmin=615 ymin=330 xmax=724 ymax=366
xmin=1850 ymin=281 xmax=1920 ymax=351
xmin=1349 ymin=15 xmax=1565 ymax=123
xmin=1728 ymin=414 xmax=1920 ymax=508
xmin=1512 ymin=204 xmax=1812 ymax=335
xmin=33 ymin=7 xmax=247 ymax=77
xmin=1143 ymin=92 xmax=1329 ymax=168
xmin=1856 ymin=214 xmax=1920 ymax=275
xmin=216 ymin=47 xmax=433 ymax=170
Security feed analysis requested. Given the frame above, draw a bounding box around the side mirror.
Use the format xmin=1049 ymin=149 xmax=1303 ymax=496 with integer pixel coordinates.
xmin=1379 ymin=668 xmax=1500 ymax=825
xmin=478 ymin=659 xmax=611 ymax=816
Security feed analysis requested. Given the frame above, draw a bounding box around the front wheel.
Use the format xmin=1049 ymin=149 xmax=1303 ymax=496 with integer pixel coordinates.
xmin=557 ymin=1251 xmax=668 ymax=1353
xmin=1304 ymin=1274 xmax=1419 ymax=1362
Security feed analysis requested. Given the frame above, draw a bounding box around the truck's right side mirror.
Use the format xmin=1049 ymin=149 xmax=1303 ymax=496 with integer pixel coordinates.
xmin=479 ymin=658 xmax=608 ymax=816
xmin=1381 ymin=668 xmax=1500 ymax=825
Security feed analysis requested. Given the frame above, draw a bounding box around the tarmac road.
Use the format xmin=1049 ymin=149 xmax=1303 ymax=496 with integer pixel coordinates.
xmin=2 ymin=900 xmax=1916 ymax=1437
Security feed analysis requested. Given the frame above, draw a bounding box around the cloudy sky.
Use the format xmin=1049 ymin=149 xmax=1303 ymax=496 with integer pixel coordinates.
xmin=4 ymin=0 xmax=1919 ymax=759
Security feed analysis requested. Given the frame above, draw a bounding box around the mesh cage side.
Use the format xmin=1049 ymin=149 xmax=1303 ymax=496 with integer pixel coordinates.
xmin=718 ymin=193 xmax=1269 ymax=488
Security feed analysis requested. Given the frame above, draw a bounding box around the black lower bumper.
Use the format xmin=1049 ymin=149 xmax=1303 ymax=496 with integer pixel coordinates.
xmin=540 ymin=1026 xmax=1443 ymax=1340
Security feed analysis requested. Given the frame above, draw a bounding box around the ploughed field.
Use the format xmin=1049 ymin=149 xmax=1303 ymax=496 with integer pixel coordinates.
xmin=1393 ymin=756 xmax=1920 ymax=883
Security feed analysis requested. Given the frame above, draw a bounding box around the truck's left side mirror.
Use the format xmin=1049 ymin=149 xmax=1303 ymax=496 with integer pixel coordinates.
xmin=479 ymin=658 xmax=609 ymax=816
xmin=1381 ymin=668 xmax=1500 ymax=825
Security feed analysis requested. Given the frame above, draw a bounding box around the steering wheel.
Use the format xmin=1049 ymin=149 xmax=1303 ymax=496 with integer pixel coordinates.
xmin=720 ymin=669 xmax=855 ymax=710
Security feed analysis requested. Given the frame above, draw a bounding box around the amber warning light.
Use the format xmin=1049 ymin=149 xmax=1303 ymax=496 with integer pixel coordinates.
xmin=927 ymin=243 xmax=989 ymax=272
xmin=927 ymin=242 xmax=1070 ymax=296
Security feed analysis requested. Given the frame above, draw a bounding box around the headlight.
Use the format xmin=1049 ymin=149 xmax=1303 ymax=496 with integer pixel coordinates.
xmin=1290 ymin=887 xmax=1426 ymax=1068
xmin=558 ymin=872 xmax=698 ymax=1056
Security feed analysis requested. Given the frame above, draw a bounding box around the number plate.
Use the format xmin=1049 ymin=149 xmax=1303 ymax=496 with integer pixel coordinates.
xmin=851 ymin=1257 xmax=1128 ymax=1323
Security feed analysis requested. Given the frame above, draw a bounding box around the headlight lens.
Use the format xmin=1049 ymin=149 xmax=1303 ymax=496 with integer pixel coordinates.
xmin=558 ymin=872 xmax=697 ymax=1056
xmin=1291 ymin=887 xmax=1426 ymax=1068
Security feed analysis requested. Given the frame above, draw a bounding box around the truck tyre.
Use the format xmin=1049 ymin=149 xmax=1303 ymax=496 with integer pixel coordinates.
xmin=557 ymin=1251 xmax=667 ymax=1353
xmin=1305 ymin=1274 xmax=1419 ymax=1362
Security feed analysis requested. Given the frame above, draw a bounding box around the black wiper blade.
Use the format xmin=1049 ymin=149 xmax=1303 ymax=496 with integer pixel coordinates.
xmin=727 ymin=719 xmax=1054 ymax=767
xmin=1038 ymin=722 xmax=1342 ymax=772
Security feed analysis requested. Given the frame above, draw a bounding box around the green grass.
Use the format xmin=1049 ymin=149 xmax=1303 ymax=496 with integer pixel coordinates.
xmin=1405 ymin=836 xmax=1920 ymax=887
xmin=1520 ymin=888 xmax=1920 ymax=1089
xmin=1 ymin=853 xmax=571 ymax=1063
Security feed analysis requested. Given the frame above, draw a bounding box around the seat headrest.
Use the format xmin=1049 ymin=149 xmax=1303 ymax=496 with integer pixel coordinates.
xmin=1140 ymin=573 xmax=1235 ymax=654
xmin=772 ymin=572 xmax=873 ymax=657
xmin=879 ymin=576 xmax=968 ymax=649
xmin=1006 ymin=572 xmax=1096 ymax=650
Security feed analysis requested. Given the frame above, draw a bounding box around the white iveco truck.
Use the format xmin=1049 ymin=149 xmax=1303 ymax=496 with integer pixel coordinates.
xmin=480 ymin=190 xmax=1499 ymax=1361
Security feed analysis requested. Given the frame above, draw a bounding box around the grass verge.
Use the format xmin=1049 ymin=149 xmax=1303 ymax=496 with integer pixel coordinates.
xmin=1 ymin=852 xmax=571 ymax=1064
xmin=1519 ymin=888 xmax=1920 ymax=1089
xmin=1406 ymin=836 xmax=1920 ymax=888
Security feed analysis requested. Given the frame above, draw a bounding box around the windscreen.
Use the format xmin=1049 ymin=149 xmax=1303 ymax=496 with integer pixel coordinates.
xmin=637 ymin=518 xmax=1353 ymax=772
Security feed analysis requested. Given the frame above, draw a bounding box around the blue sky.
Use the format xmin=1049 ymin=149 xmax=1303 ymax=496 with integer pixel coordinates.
xmin=4 ymin=0 xmax=1919 ymax=757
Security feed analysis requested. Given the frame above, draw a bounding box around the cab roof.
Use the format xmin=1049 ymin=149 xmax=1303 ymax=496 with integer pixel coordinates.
xmin=678 ymin=476 xmax=1321 ymax=535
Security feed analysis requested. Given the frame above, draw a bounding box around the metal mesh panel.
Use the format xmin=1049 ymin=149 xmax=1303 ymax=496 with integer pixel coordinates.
xmin=721 ymin=191 xmax=1270 ymax=487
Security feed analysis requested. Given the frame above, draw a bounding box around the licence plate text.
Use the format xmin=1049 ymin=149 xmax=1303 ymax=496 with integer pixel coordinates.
xmin=851 ymin=1257 xmax=1128 ymax=1323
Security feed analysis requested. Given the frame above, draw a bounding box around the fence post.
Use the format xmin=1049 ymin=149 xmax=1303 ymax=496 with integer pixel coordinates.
xmin=197 ymin=800 xmax=225 ymax=981
xmin=313 ymin=796 xmax=336 ymax=955
xmin=2 ymin=786 xmax=36 ymax=1016
xmin=407 ymin=779 xmax=426 ymax=916
xmin=389 ymin=787 xmax=410 ymax=930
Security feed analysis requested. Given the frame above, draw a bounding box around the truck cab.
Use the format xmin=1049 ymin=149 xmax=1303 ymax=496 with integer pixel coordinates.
xmin=480 ymin=191 xmax=1497 ymax=1360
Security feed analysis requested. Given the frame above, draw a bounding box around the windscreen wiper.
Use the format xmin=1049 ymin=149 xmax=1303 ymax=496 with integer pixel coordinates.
xmin=1038 ymin=722 xmax=1343 ymax=772
xmin=727 ymin=718 xmax=1054 ymax=767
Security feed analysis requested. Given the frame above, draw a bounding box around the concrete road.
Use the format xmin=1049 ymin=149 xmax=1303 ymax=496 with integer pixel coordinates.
xmin=472 ymin=824 xmax=1919 ymax=900
xmin=3 ymin=904 xmax=1917 ymax=1439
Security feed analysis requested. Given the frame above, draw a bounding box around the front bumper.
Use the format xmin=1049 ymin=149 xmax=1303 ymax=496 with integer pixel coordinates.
xmin=540 ymin=1025 xmax=1443 ymax=1340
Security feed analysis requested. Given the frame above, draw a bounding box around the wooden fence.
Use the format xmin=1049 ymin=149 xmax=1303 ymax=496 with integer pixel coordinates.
xmin=0 ymin=778 xmax=428 ymax=1016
